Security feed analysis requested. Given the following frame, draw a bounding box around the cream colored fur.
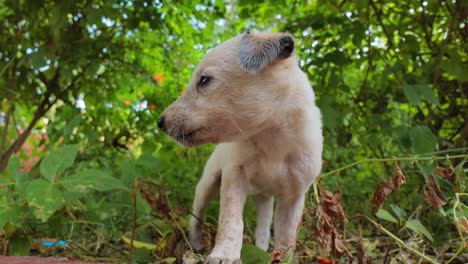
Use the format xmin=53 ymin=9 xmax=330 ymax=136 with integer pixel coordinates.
xmin=159 ymin=32 xmax=323 ymax=264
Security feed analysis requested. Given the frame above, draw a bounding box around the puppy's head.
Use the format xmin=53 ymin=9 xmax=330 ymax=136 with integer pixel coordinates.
xmin=159 ymin=31 xmax=296 ymax=146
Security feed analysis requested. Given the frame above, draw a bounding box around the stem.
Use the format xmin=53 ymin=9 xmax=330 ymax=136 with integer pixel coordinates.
xmin=359 ymin=215 xmax=437 ymax=264
xmin=127 ymin=177 xmax=138 ymax=264
xmin=446 ymin=193 xmax=467 ymax=264
xmin=313 ymin=181 xmax=320 ymax=204
xmin=165 ymin=192 xmax=193 ymax=252
xmin=319 ymin=154 xmax=467 ymax=179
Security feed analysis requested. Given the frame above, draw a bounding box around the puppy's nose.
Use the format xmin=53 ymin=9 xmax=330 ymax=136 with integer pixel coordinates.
xmin=157 ymin=116 xmax=166 ymax=131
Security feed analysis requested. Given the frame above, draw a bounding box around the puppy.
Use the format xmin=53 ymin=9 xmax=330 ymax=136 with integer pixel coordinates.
xmin=158 ymin=31 xmax=323 ymax=263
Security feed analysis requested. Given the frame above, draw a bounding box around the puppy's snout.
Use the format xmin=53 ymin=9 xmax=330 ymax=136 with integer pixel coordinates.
xmin=157 ymin=116 xmax=166 ymax=132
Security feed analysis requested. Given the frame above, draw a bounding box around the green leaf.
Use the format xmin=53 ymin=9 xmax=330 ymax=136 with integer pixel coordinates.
xmin=8 ymin=205 xmax=21 ymax=226
xmin=392 ymin=125 xmax=411 ymax=149
xmin=376 ymin=208 xmax=398 ymax=223
xmin=240 ymin=244 xmax=269 ymax=264
xmin=7 ymin=156 xmax=27 ymax=184
xmin=440 ymin=59 xmax=468 ymax=82
xmin=63 ymin=114 xmax=82 ymax=138
xmin=7 ymin=155 xmax=20 ymax=179
xmin=0 ymin=205 xmax=22 ymax=231
xmin=29 ymin=48 xmax=48 ymax=69
xmin=40 ymin=144 xmax=79 ymax=182
xmin=410 ymin=126 xmax=437 ymax=154
xmin=418 ymin=85 xmax=439 ymax=105
xmin=0 ymin=209 xmax=7 ymax=231
xmin=9 ymin=232 xmax=32 ymax=256
xmin=390 ymin=204 xmax=407 ymax=219
xmin=60 ymin=169 xmax=129 ymax=192
xmin=402 ymin=84 xmax=420 ymax=105
xmin=26 ymin=179 xmax=63 ymax=222
xmin=317 ymin=95 xmax=341 ymax=129
xmin=404 ymin=219 xmax=433 ymax=242
xmin=402 ymin=84 xmax=439 ymax=106
xmin=0 ymin=177 xmax=14 ymax=185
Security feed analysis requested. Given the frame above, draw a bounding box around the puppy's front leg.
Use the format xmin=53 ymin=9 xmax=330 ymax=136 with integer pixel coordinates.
xmin=206 ymin=166 xmax=247 ymax=264
xmin=273 ymin=194 xmax=306 ymax=253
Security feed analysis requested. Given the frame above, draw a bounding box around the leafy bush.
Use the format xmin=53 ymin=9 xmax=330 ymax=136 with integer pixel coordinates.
xmin=0 ymin=0 xmax=466 ymax=263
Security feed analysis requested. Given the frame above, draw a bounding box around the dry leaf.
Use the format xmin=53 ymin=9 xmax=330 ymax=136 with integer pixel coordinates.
xmin=270 ymin=248 xmax=284 ymax=264
xmin=307 ymin=187 xmax=351 ymax=259
xmin=140 ymin=187 xmax=171 ymax=218
xmin=356 ymin=240 xmax=372 ymax=264
xmin=423 ymin=175 xmax=447 ymax=207
xmin=458 ymin=217 xmax=468 ymax=234
xmin=373 ymin=162 xmax=406 ymax=210
xmin=393 ymin=162 xmax=406 ymax=187
xmin=436 ymin=167 xmax=454 ymax=180
xmin=322 ymin=160 xmax=328 ymax=168
xmin=320 ymin=187 xmax=347 ymax=221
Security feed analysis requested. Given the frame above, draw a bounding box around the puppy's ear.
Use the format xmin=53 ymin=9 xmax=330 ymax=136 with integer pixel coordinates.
xmin=239 ymin=31 xmax=294 ymax=74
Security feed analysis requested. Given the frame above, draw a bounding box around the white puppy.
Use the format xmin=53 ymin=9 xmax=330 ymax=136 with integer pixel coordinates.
xmin=158 ymin=31 xmax=323 ymax=264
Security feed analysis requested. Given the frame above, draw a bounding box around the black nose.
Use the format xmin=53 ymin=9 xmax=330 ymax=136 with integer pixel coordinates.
xmin=157 ymin=116 xmax=165 ymax=131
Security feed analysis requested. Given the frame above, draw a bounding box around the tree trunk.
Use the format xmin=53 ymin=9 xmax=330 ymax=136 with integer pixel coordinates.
xmin=0 ymin=96 xmax=51 ymax=173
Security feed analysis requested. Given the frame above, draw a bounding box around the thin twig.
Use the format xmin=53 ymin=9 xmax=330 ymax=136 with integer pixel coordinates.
xmin=319 ymin=154 xmax=467 ymax=179
xmin=358 ymin=214 xmax=437 ymax=264
xmin=127 ymin=177 xmax=138 ymax=264
xmin=165 ymin=192 xmax=193 ymax=252
xmin=446 ymin=193 xmax=467 ymax=264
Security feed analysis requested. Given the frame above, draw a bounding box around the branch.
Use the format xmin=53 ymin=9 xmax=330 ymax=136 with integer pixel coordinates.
xmin=0 ymin=105 xmax=13 ymax=152
xmin=358 ymin=215 xmax=437 ymax=264
xmin=369 ymin=0 xmax=394 ymax=49
xmin=319 ymin=154 xmax=467 ymax=179
xmin=0 ymin=91 xmax=52 ymax=172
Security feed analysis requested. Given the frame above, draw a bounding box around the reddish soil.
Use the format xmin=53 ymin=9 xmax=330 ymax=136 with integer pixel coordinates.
xmin=0 ymin=256 xmax=105 ymax=264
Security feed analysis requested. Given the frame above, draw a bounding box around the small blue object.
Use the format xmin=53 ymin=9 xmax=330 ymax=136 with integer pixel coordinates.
xmin=40 ymin=240 xmax=70 ymax=247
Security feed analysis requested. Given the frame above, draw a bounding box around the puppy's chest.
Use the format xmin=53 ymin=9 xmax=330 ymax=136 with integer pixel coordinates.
xmin=244 ymin=155 xmax=307 ymax=196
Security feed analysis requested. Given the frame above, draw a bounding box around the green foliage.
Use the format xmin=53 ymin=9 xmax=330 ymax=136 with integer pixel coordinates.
xmin=40 ymin=144 xmax=79 ymax=182
xmin=0 ymin=0 xmax=466 ymax=262
xmin=376 ymin=208 xmax=398 ymax=224
xmin=240 ymin=245 xmax=270 ymax=264
xmin=405 ymin=219 xmax=434 ymax=242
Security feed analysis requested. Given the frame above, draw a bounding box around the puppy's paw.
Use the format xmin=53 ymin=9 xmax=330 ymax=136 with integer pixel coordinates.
xmin=204 ymin=256 xmax=241 ymax=264
xmin=189 ymin=218 xmax=205 ymax=252
xmin=190 ymin=237 xmax=204 ymax=252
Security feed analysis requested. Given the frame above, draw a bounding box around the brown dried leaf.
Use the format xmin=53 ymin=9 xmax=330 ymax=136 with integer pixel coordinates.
xmin=140 ymin=187 xmax=158 ymax=209
xmin=436 ymin=167 xmax=454 ymax=180
xmin=332 ymin=230 xmax=351 ymax=257
xmin=459 ymin=217 xmax=468 ymax=234
xmin=373 ymin=162 xmax=407 ymax=210
xmin=140 ymin=187 xmax=171 ymax=218
xmin=322 ymin=160 xmax=328 ymax=168
xmin=173 ymin=205 xmax=188 ymax=216
xmin=356 ymin=240 xmax=372 ymax=264
xmin=393 ymin=162 xmax=406 ymax=187
xmin=309 ymin=187 xmax=351 ymax=259
xmin=163 ymin=231 xmax=188 ymax=259
xmin=424 ymin=175 xmax=447 ymax=207
xmin=270 ymin=248 xmax=284 ymax=264
xmin=373 ymin=182 xmax=395 ymax=210
xmin=320 ymin=187 xmax=347 ymax=221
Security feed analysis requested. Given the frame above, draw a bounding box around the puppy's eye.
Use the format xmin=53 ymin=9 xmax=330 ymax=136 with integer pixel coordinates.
xmin=198 ymin=75 xmax=211 ymax=87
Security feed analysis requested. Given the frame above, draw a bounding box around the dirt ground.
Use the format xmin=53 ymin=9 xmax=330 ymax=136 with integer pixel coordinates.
xmin=0 ymin=256 xmax=105 ymax=264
